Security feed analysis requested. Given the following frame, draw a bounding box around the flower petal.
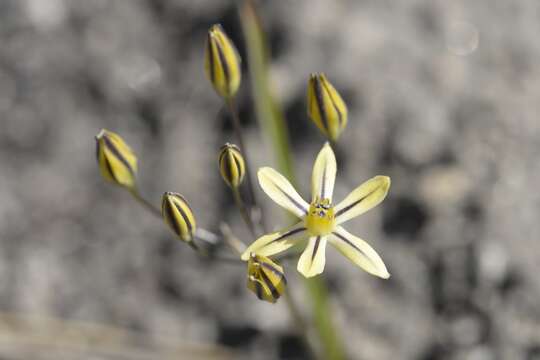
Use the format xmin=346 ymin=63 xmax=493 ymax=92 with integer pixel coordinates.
xmin=329 ymin=226 xmax=389 ymax=279
xmin=311 ymin=142 xmax=337 ymax=202
xmin=258 ymin=167 xmax=309 ymax=218
xmin=334 ymin=175 xmax=390 ymax=224
xmin=297 ymin=236 xmax=327 ymax=278
xmin=241 ymin=222 xmax=308 ymax=260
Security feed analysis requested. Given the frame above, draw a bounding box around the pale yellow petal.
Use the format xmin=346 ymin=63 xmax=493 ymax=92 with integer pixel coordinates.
xmin=329 ymin=226 xmax=389 ymax=279
xmin=297 ymin=236 xmax=327 ymax=278
xmin=241 ymin=222 xmax=307 ymax=261
xmin=334 ymin=175 xmax=390 ymax=224
xmin=311 ymin=142 xmax=337 ymax=202
xmin=258 ymin=167 xmax=309 ymax=218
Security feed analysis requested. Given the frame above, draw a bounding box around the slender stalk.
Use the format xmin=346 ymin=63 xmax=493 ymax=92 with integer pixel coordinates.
xmin=130 ymin=188 xmax=161 ymax=218
xmin=226 ymin=98 xmax=259 ymax=211
xmin=220 ymin=222 xmax=247 ymax=256
xmin=239 ymin=2 xmax=346 ymax=359
xmin=232 ymin=187 xmax=257 ymax=237
xmin=128 ymin=188 xmax=241 ymax=264
xmin=283 ymin=289 xmax=317 ymax=360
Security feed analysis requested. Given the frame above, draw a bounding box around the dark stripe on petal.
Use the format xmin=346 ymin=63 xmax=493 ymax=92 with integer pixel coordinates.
xmin=261 ymin=262 xmax=287 ymax=285
xmin=176 ymin=193 xmax=195 ymax=217
xmin=332 ymin=231 xmax=369 ymax=259
xmin=314 ymin=77 xmax=329 ymax=132
xmin=165 ymin=200 xmax=182 ymax=236
xmin=335 ymin=188 xmax=378 ymax=218
xmin=276 ymin=186 xmax=307 ymax=215
xmin=104 ymin=156 xmax=117 ymax=182
xmin=260 ymin=269 xmax=280 ymax=300
xmin=269 ymin=227 xmax=306 ymax=245
xmin=322 ymin=80 xmax=344 ymax=128
xmin=231 ymin=152 xmax=243 ymax=179
xmin=255 ymin=281 xmax=263 ymax=300
xmin=311 ymin=236 xmax=321 ymax=262
xmin=174 ymin=201 xmax=192 ymax=233
xmin=215 ymin=39 xmax=230 ymax=90
xmin=103 ymin=136 xmax=134 ymax=175
xmin=222 ymin=152 xmax=233 ymax=184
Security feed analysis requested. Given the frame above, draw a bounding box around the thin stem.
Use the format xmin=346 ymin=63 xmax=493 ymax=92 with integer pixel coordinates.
xmin=283 ymin=289 xmax=317 ymax=360
xmin=232 ymin=187 xmax=257 ymax=238
xmin=194 ymin=228 xmax=220 ymax=245
xmin=239 ymin=1 xmax=346 ymax=359
xmin=226 ymin=98 xmax=266 ymax=233
xmin=128 ymin=188 xmax=242 ymax=264
xmin=226 ymin=98 xmax=256 ymax=203
xmin=220 ymin=222 xmax=247 ymax=256
xmin=130 ymin=188 xmax=161 ymax=218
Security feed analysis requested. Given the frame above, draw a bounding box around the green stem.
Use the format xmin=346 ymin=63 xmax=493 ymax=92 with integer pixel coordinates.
xmin=232 ymin=187 xmax=257 ymax=238
xmin=129 ymin=188 xmax=241 ymax=263
xmin=227 ymin=98 xmax=264 ymax=232
xmin=130 ymin=188 xmax=161 ymax=218
xmin=239 ymin=2 xmax=346 ymax=359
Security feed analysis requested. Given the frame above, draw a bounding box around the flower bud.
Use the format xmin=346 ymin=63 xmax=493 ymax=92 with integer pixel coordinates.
xmin=95 ymin=129 xmax=138 ymax=189
xmin=307 ymin=73 xmax=348 ymax=141
xmin=247 ymin=253 xmax=287 ymax=303
xmin=204 ymin=24 xmax=241 ymax=99
xmin=161 ymin=192 xmax=196 ymax=243
xmin=218 ymin=143 xmax=245 ymax=188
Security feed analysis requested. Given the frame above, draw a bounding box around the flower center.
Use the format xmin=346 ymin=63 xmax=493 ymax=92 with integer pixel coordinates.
xmin=305 ymin=198 xmax=335 ymax=236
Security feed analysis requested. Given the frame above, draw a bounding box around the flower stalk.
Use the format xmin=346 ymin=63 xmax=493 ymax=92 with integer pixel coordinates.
xmin=239 ymin=1 xmax=346 ymax=358
xmin=226 ymin=98 xmax=263 ymax=233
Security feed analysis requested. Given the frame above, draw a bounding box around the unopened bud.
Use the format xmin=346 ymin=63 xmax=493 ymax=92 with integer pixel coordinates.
xmin=307 ymin=73 xmax=348 ymax=141
xmin=95 ymin=129 xmax=138 ymax=189
xmin=218 ymin=143 xmax=245 ymax=188
xmin=204 ymin=24 xmax=242 ymax=99
xmin=161 ymin=192 xmax=196 ymax=243
xmin=247 ymin=253 xmax=287 ymax=303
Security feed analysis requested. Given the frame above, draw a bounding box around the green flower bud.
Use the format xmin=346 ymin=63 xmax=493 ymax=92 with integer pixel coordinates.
xmin=95 ymin=129 xmax=138 ymax=189
xmin=307 ymin=73 xmax=348 ymax=141
xmin=204 ymin=24 xmax=241 ymax=99
xmin=218 ymin=143 xmax=246 ymax=188
xmin=247 ymin=253 xmax=287 ymax=303
xmin=161 ymin=192 xmax=196 ymax=243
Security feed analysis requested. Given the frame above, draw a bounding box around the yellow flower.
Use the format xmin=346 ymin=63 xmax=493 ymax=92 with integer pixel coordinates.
xmin=218 ymin=143 xmax=246 ymax=188
xmin=95 ymin=129 xmax=137 ymax=189
xmin=204 ymin=24 xmax=242 ymax=99
xmin=241 ymin=143 xmax=390 ymax=278
xmin=247 ymin=253 xmax=287 ymax=303
xmin=307 ymin=73 xmax=348 ymax=141
xmin=161 ymin=192 xmax=197 ymax=243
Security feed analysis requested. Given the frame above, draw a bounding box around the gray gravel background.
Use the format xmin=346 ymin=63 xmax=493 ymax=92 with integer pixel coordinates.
xmin=1 ymin=0 xmax=540 ymax=359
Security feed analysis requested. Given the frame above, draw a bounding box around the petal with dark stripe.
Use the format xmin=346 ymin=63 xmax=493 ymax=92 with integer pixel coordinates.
xmin=329 ymin=226 xmax=389 ymax=279
xmin=335 ymin=175 xmax=390 ymax=225
xmin=257 ymin=167 xmax=309 ymax=218
xmin=241 ymin=222 xmax=307 ymax=260
xmin=95 ymin=129 xmax=137 ymax=189
xmin=161 ymin=192 xmax=196 ymax=242
xmin=311 ymin=142 xmax=336 ymax=202
xmin=247 ymin=254 xmax=287 ymax=303
xmin=297 ymin=236 xmax=327 ymax=278
xmin=204 ymin=24 xmax=241 ymax=99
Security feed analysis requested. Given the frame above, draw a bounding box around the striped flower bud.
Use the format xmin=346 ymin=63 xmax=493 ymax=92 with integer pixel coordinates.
xmin=95 ymin=129 xmax=138 ymax=189
xmin=161 ymin=192 xmax=196 ymax=243
xmin=204 ymin=24 xmax=241 ymax=99
xmin=307 ymin=73 xmax=348 ymax=142
xmin=218 ymin=143 xmax=245 ymax=188
xmin=247 ymin=253 xmax=287 ymax=303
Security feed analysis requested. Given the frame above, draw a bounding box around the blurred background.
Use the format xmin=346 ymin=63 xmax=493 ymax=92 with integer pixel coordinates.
xmin=1 ymin=0 xmax=540 ymax=359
